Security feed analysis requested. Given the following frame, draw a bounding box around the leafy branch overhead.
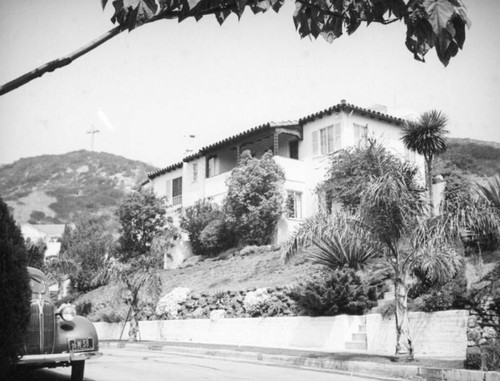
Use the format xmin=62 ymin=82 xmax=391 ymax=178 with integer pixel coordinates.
xmin=104 ymin=0 xmax=470 ymax=66
xmin=0 ymin=0 xmax=470 ymax=95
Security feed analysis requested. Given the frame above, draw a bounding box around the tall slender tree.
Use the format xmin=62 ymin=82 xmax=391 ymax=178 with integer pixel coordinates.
xmin=401 ymin=110 xmax=449 ymax=216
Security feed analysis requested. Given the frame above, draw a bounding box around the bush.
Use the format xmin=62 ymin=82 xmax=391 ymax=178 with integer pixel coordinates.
xmin=199 ymin=219 xmax=235 ymax=257
xmin=224 ymin=151 xmax=285 ymax=246
xmin=180 ymin=200 xmax=223 ymax=256
xmin=410 ymin=269 xmax=468 ymax=312
xmin=290 ymin=268 xmax=376 ymax=316
xmin=0 ymin=198 xmax=31 ymax=375
xmin=75 ymin=300 xmax=93 ymax=317
xmin=464 ymin=347 xmax=482 ymax=370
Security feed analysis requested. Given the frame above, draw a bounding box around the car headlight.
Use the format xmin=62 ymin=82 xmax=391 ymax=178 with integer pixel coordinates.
xmin=59 ymin=304 xmax=76 ymax=321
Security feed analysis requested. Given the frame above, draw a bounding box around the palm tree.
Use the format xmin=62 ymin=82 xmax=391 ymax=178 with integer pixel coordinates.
xmin=93 ymin=254 xmax=162 ymax=342
xmin=401 ymin=110 xmax=448 ymax=216
xmin=284 ymin=158 xmax=464 ymax=359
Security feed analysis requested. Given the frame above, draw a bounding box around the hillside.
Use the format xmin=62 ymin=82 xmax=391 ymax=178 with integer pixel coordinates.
xmin=438 ymin=137 xmax=500 ymax=179
xmin=0 ymin=150 xmax=157 ymax=231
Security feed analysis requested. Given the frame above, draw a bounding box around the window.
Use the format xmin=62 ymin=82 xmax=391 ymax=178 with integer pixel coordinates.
xmin=312 ymin=124 xmax=341 ymax=155
xmin=206 ymin=155 xmax=218 ymax=178
xmin=172 ymin=177 xmax=182 ymax=206
xmin=353 ymin=123 xmax=368 ymax=147
xmin=285 ymin=191 xmax=302 ymax=219
xmin=192 ymin=163 xmax=198 ymax=183
xmin=289 ymin=140 xmax=299 ymax=159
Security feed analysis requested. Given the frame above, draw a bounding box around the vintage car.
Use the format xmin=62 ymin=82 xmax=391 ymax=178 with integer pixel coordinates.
xmin=17 ymin=267 xmax=101 ymax=381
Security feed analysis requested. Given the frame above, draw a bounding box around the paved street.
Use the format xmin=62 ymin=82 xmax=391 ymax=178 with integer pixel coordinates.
xmin=14 ymin=348 xmax=386 ymax=381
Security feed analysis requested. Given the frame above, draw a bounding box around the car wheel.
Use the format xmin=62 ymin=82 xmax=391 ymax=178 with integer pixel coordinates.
xmin=71 ymin=360 xmax=85 ymax=381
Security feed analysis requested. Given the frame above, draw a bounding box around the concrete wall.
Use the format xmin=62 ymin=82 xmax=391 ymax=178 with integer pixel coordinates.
xmin=95 ymin=310 xmax=468 ymax=358
xmin=367 ymin=310 xmax=468 ymax=357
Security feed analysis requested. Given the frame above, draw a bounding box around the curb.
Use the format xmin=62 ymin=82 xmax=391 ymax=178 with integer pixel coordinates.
xmin=100 ymin=341 xmax=499 ymax=381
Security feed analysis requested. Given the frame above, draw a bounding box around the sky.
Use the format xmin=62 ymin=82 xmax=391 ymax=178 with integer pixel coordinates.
xmin=1 ymin=0 xmax=499 ymax=169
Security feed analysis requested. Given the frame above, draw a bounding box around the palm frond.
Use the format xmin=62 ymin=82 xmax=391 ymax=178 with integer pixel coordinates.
xmin=476 ymin=174 xmax=500 ymax=209
xmin=401 ymin=110 xmax=448 ymax=158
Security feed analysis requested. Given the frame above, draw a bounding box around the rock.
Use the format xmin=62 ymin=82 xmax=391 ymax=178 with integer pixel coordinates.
xmin=467 ymin=317 xmax=477 ymax=328
xmin=190 ymin=292 xmax=201 ymax=300
xmin=192 ymin=307 xmax=205 ymax=319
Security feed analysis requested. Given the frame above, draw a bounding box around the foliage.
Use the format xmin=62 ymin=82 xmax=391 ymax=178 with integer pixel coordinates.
xmin=320 ymin=140 xmax=417 ymax=210
xmin=224 ymin=151 xmax=284 ymax=246
xmin=94 ymin=254 xmax=163 ymax=341
xmin=57 ymin=215 xmax=113 ymax=292
xmin=410 ymin=266 xmax=468 ymax=312
xmin=199 ymin=218 xmax=235 ymax=257
xmin=102 ymin=0 xmax=468 ymax=67
xmin=290 ymin=268 xmax=376 ymax=316
xmin=401 ymin=109 xmax=448 ymax=216
xmin=439 ymin=140 xmax=500 ymax=176
xmin=284 ymin=209 xmax=382 ymax=270
xmin=180 ymin=199 xmax=224 ymax=256
xmin=116 ymin=190 xmax=166 ymax=262
xmin=0 ymin=197 xmax=31 ymax=374
xmin=150 ymin=222 xmax=181 ymax=262
xmin=477 ymin=174 xmax=500 ymax=211
xmin=243 ymin=288 xmax=272 ymax=317
xmin=25 ymin=238 xmax=46 ymax=269
xmin=286 ymin=140 xmax=482 ymax=357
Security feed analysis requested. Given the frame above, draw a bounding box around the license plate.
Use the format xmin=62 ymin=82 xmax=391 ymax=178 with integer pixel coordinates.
xmin=69 ymin=338 xmax=94 ymax=352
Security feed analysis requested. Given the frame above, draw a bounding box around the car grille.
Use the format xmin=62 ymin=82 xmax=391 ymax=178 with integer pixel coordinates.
xmin=24 ymin=300 xmax=55 ymax=355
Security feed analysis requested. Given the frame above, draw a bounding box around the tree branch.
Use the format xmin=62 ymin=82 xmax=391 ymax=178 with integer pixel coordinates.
xmin=0 ymin=25 xmax=125 ymax=96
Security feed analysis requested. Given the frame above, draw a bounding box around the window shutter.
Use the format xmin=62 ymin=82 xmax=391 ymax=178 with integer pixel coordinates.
xmin=312 ymin=130 xmax=319 ymax=156
xmin=334 ymin=124 xmax=341 ymax=151
xmin=327 ymin=125 xmax=334 ymax=153
xmin=165 ymin=179 xmax=172 ymax=201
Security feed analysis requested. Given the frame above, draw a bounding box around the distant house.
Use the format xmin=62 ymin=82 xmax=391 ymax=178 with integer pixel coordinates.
xmin=146 ymin=100 xmax=425 ymax=246
xmin=21 ymin=224 xmax=66 ymax=258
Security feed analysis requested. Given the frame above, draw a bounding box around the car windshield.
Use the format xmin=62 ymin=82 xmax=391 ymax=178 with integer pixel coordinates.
xmin=30 ymin=276 xmax=46 ymax=294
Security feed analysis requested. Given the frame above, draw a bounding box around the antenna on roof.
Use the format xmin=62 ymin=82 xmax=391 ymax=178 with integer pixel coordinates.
xmin=183 ymin=134 xmax=197 ymax=156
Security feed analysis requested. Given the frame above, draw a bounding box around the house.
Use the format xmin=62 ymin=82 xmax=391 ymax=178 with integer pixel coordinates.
xmin=21 ymin=223 xmax=66 ymax=258
xmin=146 ymin=100 xmax=424 ymax=249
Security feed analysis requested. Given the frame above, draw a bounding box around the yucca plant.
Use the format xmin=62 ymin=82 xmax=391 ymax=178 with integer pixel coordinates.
xmin=477 ymin=174 xmax=500 ymax=210
xmin=283 ymin=209 xmax=381 ymax=271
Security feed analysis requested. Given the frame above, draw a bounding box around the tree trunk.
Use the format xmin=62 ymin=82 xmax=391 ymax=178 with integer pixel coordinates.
xmin=426 ymin=158 xmax=434 ymax=217
xmin=394 ymin=273 xmax=413 ymax=359
xmin=128 ymin=307 xmax=140 ymax=342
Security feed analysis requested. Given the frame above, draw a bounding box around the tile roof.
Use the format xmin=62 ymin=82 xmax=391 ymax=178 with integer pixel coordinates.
xmin=147 ymin=100 xmax=405 ymax=180
xmin=147 ymin=161 xmax=183 ymax=179
xmin=299 ymin=99 xmax=405 ymax=125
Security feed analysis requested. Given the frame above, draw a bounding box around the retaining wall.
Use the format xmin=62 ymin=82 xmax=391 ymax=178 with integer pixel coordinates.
xmin=95 ymin=310 xmax=468 ymax=358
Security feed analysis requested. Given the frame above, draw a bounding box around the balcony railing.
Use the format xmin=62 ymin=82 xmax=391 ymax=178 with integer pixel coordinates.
xmin=172 ymin=195 xmax=182 ymax=206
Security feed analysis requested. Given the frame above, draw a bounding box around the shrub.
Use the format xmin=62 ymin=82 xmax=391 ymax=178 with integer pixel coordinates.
xmin=224 ymin=151 xmax=285 ymax=246
xmin=0 ymin=198 xmax=31 ymax=375
xmin=180 ymin=200 xmax=223 ymax=256
xmin=199 ymin=219 xmax=235 ymax=257
xmin=290 ymin=268 xmax=376 ymax=316
xmin=75 ymin=300 xmax=93 ymax=317
xmin=464 ymin=347 xmax=482 ymax=370
xmin=243 ymin=288 xmax=271 ymax=316
xmin=410 ymin=268 xmax=468 ymax=312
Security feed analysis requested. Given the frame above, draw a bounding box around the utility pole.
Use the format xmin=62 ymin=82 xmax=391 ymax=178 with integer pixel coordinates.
xmin=87 ymin=125 xmax=100 ymax=151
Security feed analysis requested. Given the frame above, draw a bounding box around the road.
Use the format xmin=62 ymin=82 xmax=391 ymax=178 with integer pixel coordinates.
xmin=13 ymin=348 xmax=385 ymax=381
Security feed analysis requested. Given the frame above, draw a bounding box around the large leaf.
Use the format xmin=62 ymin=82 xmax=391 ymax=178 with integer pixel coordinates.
xmin=423 ymin=0 xmax=455 ymax=36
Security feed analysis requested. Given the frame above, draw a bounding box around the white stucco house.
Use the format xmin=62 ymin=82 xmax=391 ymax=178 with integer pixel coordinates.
xmin=144 ymin=100 xmax=425 ymax=253
xmin=21 ymin=223 xmax=66 ymax=258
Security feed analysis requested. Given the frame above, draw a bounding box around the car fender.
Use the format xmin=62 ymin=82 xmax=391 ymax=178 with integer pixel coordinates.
xmin=54 ymin=315 xmax=99 ymax=354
